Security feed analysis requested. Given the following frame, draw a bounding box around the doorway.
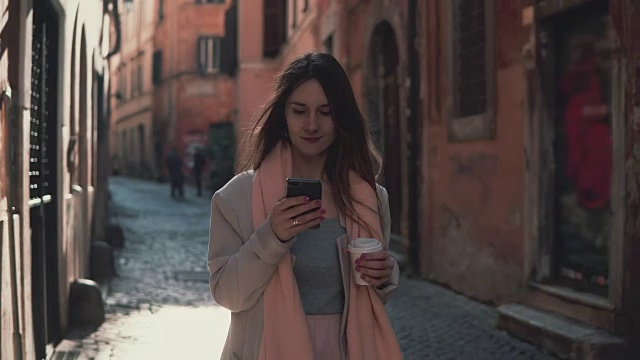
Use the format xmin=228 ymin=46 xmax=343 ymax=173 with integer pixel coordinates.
xmin=538 ymin=2 xmax=617 ymax=297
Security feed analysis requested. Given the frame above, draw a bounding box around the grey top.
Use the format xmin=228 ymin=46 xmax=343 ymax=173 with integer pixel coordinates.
xmin=290 ymin=218 xmax=346 ymax=315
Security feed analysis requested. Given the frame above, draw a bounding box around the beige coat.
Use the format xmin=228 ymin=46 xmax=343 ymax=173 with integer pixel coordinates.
xmin=208 ymin=171 xmax=400 ymax=360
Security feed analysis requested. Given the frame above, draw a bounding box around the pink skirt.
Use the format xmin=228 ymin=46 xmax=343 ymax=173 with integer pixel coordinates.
xmin=305 ymin=313 xmax=344 ymax=360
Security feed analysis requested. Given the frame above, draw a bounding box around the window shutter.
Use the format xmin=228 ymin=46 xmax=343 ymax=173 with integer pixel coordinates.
xmin=152 ymin=50 xmax=162 ymax=84
xmin=220 ymin=1 xmax=238 ymax=75
xmin=263 ymin=0 xmax=286 ymax=58
xmin=198 ymin=37 xmax=206 ymax=73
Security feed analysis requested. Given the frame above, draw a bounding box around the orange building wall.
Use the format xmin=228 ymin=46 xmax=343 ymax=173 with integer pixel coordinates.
xmin=236 ymin=0 xmax=320 ymax=148
xmin=111 ymin=0 xmax=156 ymax=177
xmin=419 ymin=0 xmax=527 ymax=303
xmin=154 ymin=0 xmax=236 ymax=178
xmin=235 ymin=0 xmax=528 ymax=304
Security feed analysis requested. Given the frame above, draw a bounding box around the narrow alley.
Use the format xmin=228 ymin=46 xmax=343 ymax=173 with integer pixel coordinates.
xmin=2 ymin=1 xmax=639 ymax=359
xmin=54 ymin=177 xmax=556 ymax=360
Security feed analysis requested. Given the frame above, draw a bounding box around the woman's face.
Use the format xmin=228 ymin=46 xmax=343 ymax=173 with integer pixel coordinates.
xmin=285 ymin=79 xmax=336 ymax=161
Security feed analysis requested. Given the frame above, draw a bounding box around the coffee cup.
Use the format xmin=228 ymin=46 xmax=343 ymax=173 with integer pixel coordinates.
xmin=347 ymin=238 xmax=383 ymax=285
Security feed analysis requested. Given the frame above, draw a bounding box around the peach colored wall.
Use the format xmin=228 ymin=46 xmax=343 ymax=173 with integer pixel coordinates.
xmin=236 ymin=66 xmax=278 ymax=142
xmin=176 ymin=3 xmax=227 ymax=72
xmin=236 ymin=0 xmax=268 ymax=139
xmin=233 ymin=1 xmax=527 ymax=305
xmin=1 ymin=1 xmax=107 ymax=357
xmin=345 ymin=0 xmax=412 ymax=239
xmin=281 ymin=3 xmax=321 ymax=63
xmin=281 ymin=29 xmax=320 ymax=67
xmin=426 ymin=66 xmax=526 ymax=303
xmin=56 ymin=0 xmax=105 ymax=336
xmin=111 ymin=0 xmax=156 ymax=177
xmin=236 ymin=0 xmax=320 ymax=151
xmin=419 ymin=0 xmax=526 ymax=304
xmin=178 ymin=77 xmax=236 ymax=126
xmin=174 ymin=75 xmax=236 ymax=160
xmin=238 ymin=0 xmax=263 ymax=61
xmin=344 ymin=1 xmax=368 ymax=71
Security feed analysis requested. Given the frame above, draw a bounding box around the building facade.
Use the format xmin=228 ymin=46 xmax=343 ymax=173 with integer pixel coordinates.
xmin=0 ymin=0 xmax=114 ymax=358
xmin=110 ymin=0 xmax=156 ymax=178
xmin=235 ymin=0 xmax=640 ymax=357
xmin=154 ymin=0 xmax=237 ymax=187
xmin=418 ymin=0 xmax=639 ymax=357
xmin=110 ymin=0 xmax=237 ymax=190
xmin=236 ymin=0 xmax=417 ymax=259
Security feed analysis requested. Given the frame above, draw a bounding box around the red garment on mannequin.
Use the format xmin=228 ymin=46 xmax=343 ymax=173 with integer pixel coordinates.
xmin=560 ymin=54 xmax=612 ymax=209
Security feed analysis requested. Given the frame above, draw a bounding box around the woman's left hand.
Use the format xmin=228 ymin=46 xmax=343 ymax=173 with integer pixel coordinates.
xmin=354 ymin=250 xmax=393 ymax=287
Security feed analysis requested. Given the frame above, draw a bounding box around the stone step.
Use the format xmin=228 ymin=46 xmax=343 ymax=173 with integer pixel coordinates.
xmin=497 ymin=303 xmax=627 ymax=360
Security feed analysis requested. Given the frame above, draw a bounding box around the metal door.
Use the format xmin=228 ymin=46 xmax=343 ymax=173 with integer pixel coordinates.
xmin=30 ymin=2 xmax=60 ymax=357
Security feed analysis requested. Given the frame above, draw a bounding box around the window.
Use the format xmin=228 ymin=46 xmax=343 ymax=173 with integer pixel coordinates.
xmin=120 ymin=64 xmax=127 ymax=101
xmin=198 ymin=36 xmax=222 ymax=74
xmin=158 ymin=0 xmax=164 ymax=21
xmin=448 ymin=0 xmax=495 ymax=141
xmin=130 ymin=59 xmax=136 ymax=97
xmin=153 ymin=50 xmax=162 ymax=84
xmin=323 ymin=33 xmax=334 ymax=55
xmin=220 ymin=1 xmax=238 ymax=75
xmin=453 ymin=0 xmax=487 ymax=117
xmin=292 ymin=0 xmax=297 ymax=28
xmin=264 ymin=0 xmax=287 ymax=58
xmin=138 ymin=55 xmax=144 ymax=94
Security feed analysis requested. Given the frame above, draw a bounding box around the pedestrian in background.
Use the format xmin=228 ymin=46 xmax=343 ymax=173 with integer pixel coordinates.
xmin=192 ymin=147 xmax=206 ymax=197
xmin=166 ymin=147 xmax=184 ymax=199
xmin=207 ymin=52 xmax=402 ymax=360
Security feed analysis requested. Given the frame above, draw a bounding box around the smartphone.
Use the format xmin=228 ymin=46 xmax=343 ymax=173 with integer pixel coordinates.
xmin=285 ymin=178 xmax=322 ymax=229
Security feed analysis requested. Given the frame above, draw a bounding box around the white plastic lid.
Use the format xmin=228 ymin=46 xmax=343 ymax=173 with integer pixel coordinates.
xmin=348 ymin=237 xmax=382 ymax=251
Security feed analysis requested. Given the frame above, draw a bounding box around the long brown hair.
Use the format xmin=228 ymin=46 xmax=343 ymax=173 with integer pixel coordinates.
xmin=240 ymin=52 xmax=383 ymax=234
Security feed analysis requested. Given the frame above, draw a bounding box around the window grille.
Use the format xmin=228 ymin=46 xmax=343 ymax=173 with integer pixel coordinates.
xmin=453 ymin=0 xmax=487 ymax=117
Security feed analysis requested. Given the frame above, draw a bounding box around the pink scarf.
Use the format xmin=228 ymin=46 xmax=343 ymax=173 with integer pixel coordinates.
xmin=252 ymin=142 xmax=403 ymax=360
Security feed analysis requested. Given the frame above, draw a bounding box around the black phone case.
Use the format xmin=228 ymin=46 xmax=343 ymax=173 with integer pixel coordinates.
xmin=286 ymin=178 xmax=322 ymax=229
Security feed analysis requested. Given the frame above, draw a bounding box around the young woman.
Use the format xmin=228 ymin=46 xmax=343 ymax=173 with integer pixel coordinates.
xmin=208 ymin=52 xmax=402 ymax=360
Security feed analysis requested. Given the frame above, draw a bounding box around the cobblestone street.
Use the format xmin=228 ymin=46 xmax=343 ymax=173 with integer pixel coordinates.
xmin=55 ymin=176 xmax=557 ymax=359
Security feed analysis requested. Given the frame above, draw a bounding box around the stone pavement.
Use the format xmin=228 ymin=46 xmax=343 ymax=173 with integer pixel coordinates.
xmin=54 ymin=176 xmax=557 ymax=360
xmin=386 ymin=278 xmax=556 ymax=360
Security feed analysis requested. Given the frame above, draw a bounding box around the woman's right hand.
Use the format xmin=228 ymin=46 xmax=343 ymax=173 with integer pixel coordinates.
xmin=270 ymin=196 xmax=325 ymax=242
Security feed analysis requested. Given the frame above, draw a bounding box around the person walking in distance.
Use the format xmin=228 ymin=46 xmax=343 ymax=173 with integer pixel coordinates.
xmin=207 ymin=52 xmax=402 ymax=360
xmin=166 ymin=147 xmax=184 ymax=199
xmin=192 ymin=147 xmax=206 ymax=197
